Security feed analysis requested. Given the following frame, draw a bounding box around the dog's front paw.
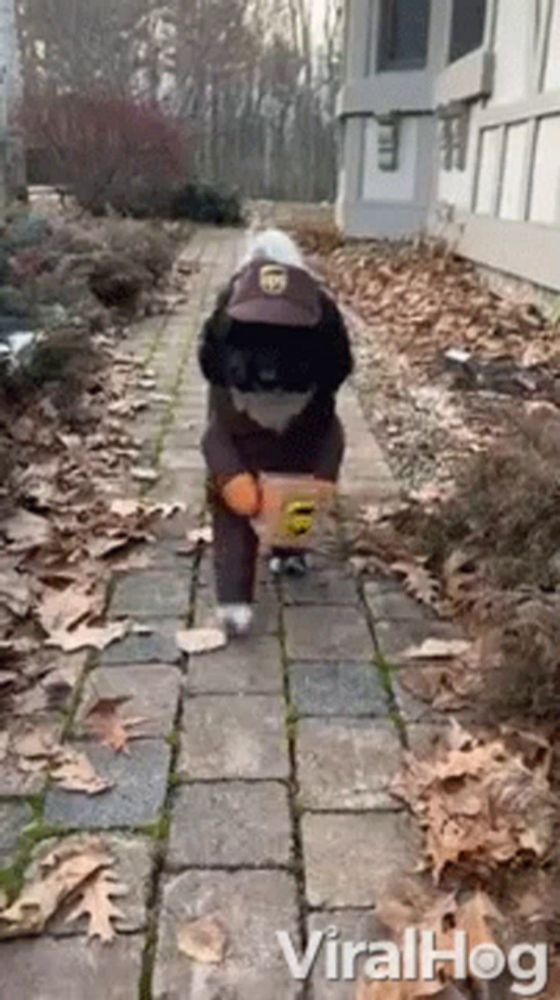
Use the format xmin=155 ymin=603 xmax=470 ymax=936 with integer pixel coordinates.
xmin=217 ymin=603 xmax=254 ymax=637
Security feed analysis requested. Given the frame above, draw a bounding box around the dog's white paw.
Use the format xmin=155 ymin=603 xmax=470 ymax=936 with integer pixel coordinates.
xmin=217 ymin=604 xmax=254 ymax=636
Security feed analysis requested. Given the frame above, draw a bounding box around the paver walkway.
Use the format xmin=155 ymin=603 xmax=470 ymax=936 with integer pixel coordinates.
xmin=0 ymin=229 xmax=459 ymax=999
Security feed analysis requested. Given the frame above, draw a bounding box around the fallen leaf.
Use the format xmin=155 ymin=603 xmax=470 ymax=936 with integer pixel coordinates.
xmin=392 ymin=561 xmax=441 ymax=610
xmin=176 ymin=628 xmax=227 ymax=655
xmin=46 ymin=620 xmax=129 ymax=653
xmin=38 ymin=587 xmax=94 ymax=636
xmin=0 ymin=569 xmax=30 ymax=618
xmin=3 ymin=510 xmax=50 ymax=549
xmin=177 ymin=915 xmax=228 ymax=965
xmin=131 ymin=466 xmax=159 ymax=484
xmin=0 ymin=839 xmax=110 ymax=939
xmin=110 ymin=499 xmax=142 ymax=518
xmin=65 ymin=866 xmax=127 ymax=943
xmin=401 ymin=639 xmax=472 ymax=660
xmin=187 ymin=526 xmax=213 ymax=546
xmin=84 ymin=697 xmax=145 ymax=753
xmin=51 ymin=749 xmax=111 ymax=795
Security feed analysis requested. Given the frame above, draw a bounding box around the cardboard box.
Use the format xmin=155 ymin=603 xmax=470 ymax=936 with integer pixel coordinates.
xmin=255 ymin=474 xmax=335 ymax=551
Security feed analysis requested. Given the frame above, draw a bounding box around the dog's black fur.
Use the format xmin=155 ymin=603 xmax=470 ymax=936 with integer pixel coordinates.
xmin=199 ymin=284 xmax=353 ymax=396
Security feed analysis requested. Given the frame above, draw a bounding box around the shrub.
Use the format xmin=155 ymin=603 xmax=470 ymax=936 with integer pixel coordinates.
xmin=171 ymin=180 xmax=243 ymax=225
xmin=22 ymin=94 xmax=187 ymax=217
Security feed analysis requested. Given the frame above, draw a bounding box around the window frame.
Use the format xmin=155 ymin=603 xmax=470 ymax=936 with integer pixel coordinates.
xmin=377 ymin=0 xmax=431 ymax=73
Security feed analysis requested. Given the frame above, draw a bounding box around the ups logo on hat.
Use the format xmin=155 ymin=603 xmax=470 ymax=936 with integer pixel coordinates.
xmin=259 ymin=264 xmax=288 ymax=296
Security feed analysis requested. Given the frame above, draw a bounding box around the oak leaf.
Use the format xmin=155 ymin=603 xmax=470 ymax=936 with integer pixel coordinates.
xmin=0 ymin=839 xmax=110 ymax=939
xmin=84 ymin=696 xmax=145 ymax=753
xmin=65 ymin=867 xmax=127 ymax=943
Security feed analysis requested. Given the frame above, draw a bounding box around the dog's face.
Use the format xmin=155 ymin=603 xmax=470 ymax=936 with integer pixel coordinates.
xmin=224 ymin=321 xmax=321 ymax=394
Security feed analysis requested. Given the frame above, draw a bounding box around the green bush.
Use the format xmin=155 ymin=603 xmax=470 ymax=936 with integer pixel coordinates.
xmin=171 ymin=181 xmax=243 ymax=225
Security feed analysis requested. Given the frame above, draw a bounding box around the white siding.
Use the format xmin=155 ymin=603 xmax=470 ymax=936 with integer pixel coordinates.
xmin=475 ymin=128 xmax=502 ymax=214
xmin=544 ymin=0 xmax=560 ymax=92
xmin=492 ymin=0 xmax=531 ymax=104
xmin=499 ymin=122 xmax=530 ymax=220
xmin=361 ymin=116 xmax=418 ymax=202
xmin=529 ymin=115 xmax=560 ymax=224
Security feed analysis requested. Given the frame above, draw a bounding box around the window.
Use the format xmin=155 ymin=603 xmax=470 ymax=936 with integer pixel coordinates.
xmin=449 ymin=0 xmax=487 ymax=63
xmin=378 ymin=0 xmax=431 ymax=71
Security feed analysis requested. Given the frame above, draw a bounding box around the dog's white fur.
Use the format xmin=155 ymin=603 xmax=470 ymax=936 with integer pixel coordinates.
xmin=243 ymin=228 xmax=306 ymax=270
xmin=217 ymin=603 xmax=254 ymax=635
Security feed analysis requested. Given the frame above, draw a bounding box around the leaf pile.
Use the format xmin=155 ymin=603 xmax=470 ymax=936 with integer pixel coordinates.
xmin=0 ymin=722 xmax=110 ymax=794
xmin=393 ymin=722 xmax=555 ymax=883
xmin=0 ymin=341 xmax=191 ymax=714
xmin=0 ymin=837 xmax=126 ymax=943
xmin=300 ymin=233 xmax=558 ymax=371
xmin=357 ymin=888 xmax=505 ymax=1000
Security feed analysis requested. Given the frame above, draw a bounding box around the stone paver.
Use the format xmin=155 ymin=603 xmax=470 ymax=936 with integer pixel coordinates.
xmin=282 ymin=567 xmax=358 ymax=606
xmin=153 ymin=870 xmax=301 ymax=1000
xmin=179 ymin=696 xmax=289 ymax=780
xmin=77 ymin=664 xmax=182 ymax=738
xmin=0 ymin=935 xmax=144 ymax=1000
xmin=289 ymin=661 xmax=389 ymax=717
xmin=284 ymin=606 xmax=373 ymax=661
xmin=297 ymin=719 xmax=402 ymax=811
xmin=167 ymin=782 xmax=292 ymax=869
xmin=100 ymin=617 xmax=183 ymax=665
xmin=187 ymin=636 xmax=283 ymax=694
xmin=303 ymin=812 xmax=421 ymax=908
xmin=109 ymin=570 xmax=191 ymax=618
xmin=375 ymin=617 xmax=462 ymax=661
xmin=44 ymin=740 xmax=171 ymax=829
xmin=364 ymin=579 xmax=431 ymax=622
xmin=0 ymin=801 xmax=31 ymax=867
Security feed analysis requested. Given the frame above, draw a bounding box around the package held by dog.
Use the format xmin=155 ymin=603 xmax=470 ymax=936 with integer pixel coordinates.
xmin=256 ymin=474 xmax=335 ymax=550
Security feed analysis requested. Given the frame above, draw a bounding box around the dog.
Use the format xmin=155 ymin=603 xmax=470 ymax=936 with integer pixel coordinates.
xmin=198 ymin=229 xmax=353 ymax=635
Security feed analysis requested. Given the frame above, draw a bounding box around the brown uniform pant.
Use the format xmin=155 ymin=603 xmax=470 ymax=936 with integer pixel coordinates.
xmin=208 ymin=416 xmax=345 ymax=605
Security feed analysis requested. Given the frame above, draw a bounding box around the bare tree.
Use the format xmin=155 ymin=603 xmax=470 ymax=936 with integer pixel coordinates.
xmin=0 ymin=0 xmax=25 ymax=209
xmin=17 ymin=0 xmax=342 ymax=202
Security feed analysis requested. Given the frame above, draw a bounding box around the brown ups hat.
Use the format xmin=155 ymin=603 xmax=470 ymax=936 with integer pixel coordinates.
xmin=226 ymin=260 xmax=322 ymax=328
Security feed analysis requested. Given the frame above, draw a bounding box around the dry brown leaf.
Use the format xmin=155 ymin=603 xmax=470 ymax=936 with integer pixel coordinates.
xmin=0 ymin=569 xmax=30 ymax=618
xmin=65 ymin=866 xmax=127 ymax=943
xmin=401 ymin=639 xmax=472 ymax=661
xmin=454 ymin=891 xmax=503 ymax=953
xmin=3 ymin=510 xmax=50 ymax=549
xmin=177 ymin=915 xmax=228 ymax=965
xmin=84 ymin=697 xmax=145 ymax=753
xmin=110 ymin=499 xmax=142 ymax=518
xmin=38 ymin=586 xmax=94 ymax=635
xmin=176 ymin=628 xmax=227 ymax=655
xmin=131 ymin=466 xmax=159 ymax=484
xmin=391 ymin=561 xmax=441 ymax=610
xmin=46 ymin=619 xmax=129 ymax=653
xmin=0 ymin=839 xmax=110 ymax=939
xmin=51 ymin=749 xmax=111 ymax=795
xmin=187 ymin=526 xmax=213 ymax=546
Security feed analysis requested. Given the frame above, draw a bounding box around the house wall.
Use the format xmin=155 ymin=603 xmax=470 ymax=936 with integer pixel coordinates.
xmin=338 ymin=0 xmax=560 ymax=293
xmin=336 ymin=0 xmax=446 ymax=238
xmin=434 ymin=0 xmax=560 ymax=292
